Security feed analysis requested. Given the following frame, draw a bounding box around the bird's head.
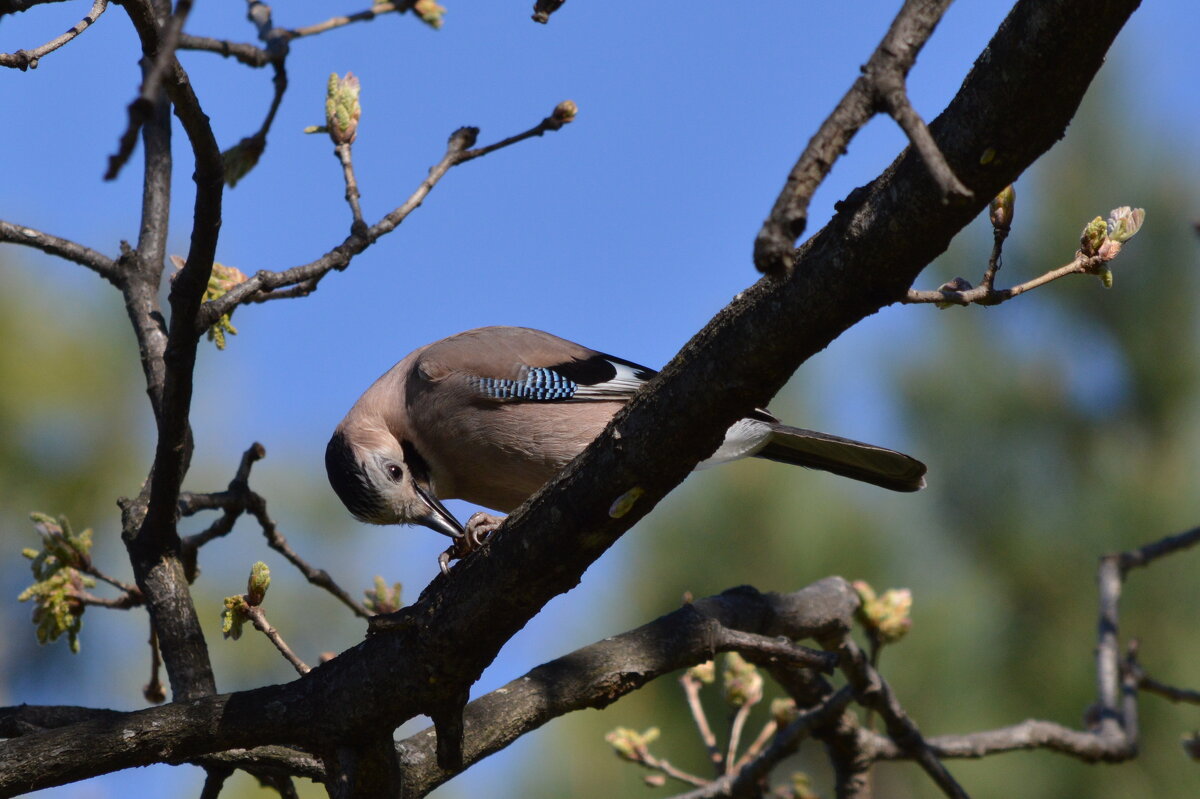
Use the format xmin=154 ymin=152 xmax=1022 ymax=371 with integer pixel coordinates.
xmin=325 ymin=426 xmax=464 ymax=540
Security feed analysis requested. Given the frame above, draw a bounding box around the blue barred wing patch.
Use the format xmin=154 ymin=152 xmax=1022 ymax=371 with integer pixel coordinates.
xmin=473 ymin=367 xmax=579 ymax=401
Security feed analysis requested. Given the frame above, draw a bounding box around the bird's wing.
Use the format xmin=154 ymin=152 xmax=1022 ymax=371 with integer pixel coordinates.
xmin=415 ymin=326 xmax=657 ymax=402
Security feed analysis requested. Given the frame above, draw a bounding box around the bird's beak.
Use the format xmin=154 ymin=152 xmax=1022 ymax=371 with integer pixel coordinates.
xmin=412 ymin=483 xmax=465 ymax=539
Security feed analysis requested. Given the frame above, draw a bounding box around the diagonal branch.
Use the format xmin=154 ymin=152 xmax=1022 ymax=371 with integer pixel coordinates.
xmin=0 ymin=2 xmax=1142 ymax=794
xmin=0 ymin=0 xmax=107 ymax=70
xmin=197 ymin=107 xmax=575 ymax=329
xmin=0 ymin=220 xmax=120 ymax=284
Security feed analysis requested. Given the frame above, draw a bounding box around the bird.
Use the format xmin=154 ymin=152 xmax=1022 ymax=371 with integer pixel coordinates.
xmin=325 ymin=326 xmax=926 ymax=573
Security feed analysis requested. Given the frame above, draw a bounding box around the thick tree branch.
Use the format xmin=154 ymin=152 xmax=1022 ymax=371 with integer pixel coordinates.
xmin=114 ymin=0 xmax=223 ymax=703
xmin=0 ymin=1 xmax=1141 ymax=794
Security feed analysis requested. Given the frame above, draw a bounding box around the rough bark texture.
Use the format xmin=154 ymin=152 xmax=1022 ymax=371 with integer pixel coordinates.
xmin=0 ymin=0 xmax=1143 ymax=795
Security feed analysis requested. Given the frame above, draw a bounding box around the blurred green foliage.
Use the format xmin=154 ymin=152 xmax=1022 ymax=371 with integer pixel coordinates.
xmin=514 ymin=75 xmax=1200 ymax=799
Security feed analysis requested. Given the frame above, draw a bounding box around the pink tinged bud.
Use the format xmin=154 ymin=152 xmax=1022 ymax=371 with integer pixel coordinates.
xmin=1106 ymin=206 xmax=1145 ymax=243
xmin=325 ymin=72 xmax=362 ymax=145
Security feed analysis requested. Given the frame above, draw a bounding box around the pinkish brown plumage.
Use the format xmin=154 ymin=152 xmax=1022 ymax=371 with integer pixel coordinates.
xmin=326 ymin=326 xmax=926 ymax=572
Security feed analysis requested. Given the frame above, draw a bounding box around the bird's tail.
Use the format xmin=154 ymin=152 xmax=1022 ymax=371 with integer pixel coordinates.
xmin=754 ymin=424 xmax=926 ymax=492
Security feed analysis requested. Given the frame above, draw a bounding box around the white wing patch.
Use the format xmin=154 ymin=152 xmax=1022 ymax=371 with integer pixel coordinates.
xmin=570 ymin=360 xmax=651 ymax=399
xmin=697 ymin=418 xmax=774 ymax=469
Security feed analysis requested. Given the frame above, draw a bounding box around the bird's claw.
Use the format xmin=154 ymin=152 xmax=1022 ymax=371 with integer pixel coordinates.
xmin=437 ymin=512 xmax=505 ymax=576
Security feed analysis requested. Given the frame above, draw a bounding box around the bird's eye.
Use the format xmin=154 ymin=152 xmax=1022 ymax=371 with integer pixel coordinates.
xmin=386 ymin=463 xmax=403 ymax=482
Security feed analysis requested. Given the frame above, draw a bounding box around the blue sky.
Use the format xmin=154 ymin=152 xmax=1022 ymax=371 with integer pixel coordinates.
xmin=3 ymin=1 xmax=1199 ymax=796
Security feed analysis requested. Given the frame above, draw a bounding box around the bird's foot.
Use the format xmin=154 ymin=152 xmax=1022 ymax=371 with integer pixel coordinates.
xmin=437 ymin=512 xmax=506 ymax=576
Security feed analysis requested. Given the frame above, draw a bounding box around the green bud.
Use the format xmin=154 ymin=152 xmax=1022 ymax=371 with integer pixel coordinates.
xmin=854 ymin=581 xmax=913 ymax=644
xmin=1097 ymin=266 xmax=1114 ymax=289
xmin=604 ymin=726 xmax=659 ymax=761
xmin=989 ymin=184 xmax=1015 ymax=229
xmin=247 ymin=561 xmax=270 ymax=606
xmin=222 ymin=595 xmax=249 ymax=640
xmin=722 ymin=652 xmax=763 ymax=707
xmin=770 ymin=697 xmax=798 ymax=726
xmin=687 ymin=660 xmax=716 ymax=684
xmin=1080 ymin=216 xmax=1108 ymax=257
xmin=364 ymin=575 xmax=403 ymax=615
xmin=325 ymin=72 xmax=362 ymax=145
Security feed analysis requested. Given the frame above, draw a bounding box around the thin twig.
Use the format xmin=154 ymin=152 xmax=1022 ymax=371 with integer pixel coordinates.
xmin=0 ymin=220 xmax=120 ymax=285
xmin=666 ymin=687 xmax=855 ymax=799
xmin=198 ymin=109 xmax=575 ymax=328
xmin=287 ymin=1 xmax=409 ymax=39
xmin=0 ymin=0 xmax=107 ymax=70
xmin=86 ymin=565 xmax=141 ymax=596
xmin=873 ymin=72 xmax=971 ymax=202
xmin=244 ymin=605 xmax=310 ymax=675
xmin=1117 ymin=525 xmax=1200 ymax=575
xmin=78 ymin=591 xmax=141 ymax=610
xmin=731 ymin=718 xmax=777 ymax=772
xmin=106 ymin=0 xmax=196 ymax=180
xmin=835 ymin=635 xmax=968 ymax=799
xmin=980 ymin=226 xmax=1009 ymax=292
xmin=681 ymin=671 xmax=724 ymax=774
xmin=248 ymin=494 xmax=371 ymax=619
xmin=144 ymin=625 xmax=166 ymax=703
xmin=335 ymin=143 xmax=366 ymax=230
xmin=903 ymin=253 xmax=1103 ymax=307
xmin=725 ymin=702 xmax=753 ymax=775
xmin=177 ymin=33 xmax=271 ymax=66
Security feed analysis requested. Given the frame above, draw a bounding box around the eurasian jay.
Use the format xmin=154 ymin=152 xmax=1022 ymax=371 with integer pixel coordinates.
xmin=326 ymin=326 xmax=926 ymax=572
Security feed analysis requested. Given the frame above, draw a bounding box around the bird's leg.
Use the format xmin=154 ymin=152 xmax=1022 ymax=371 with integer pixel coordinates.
xmin=437 ymin=512 xmax=505 ymax=576
xmin=465 ymin=511 xmax=504 ymax=548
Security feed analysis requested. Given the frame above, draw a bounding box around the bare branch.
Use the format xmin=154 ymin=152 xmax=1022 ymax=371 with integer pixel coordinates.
xmin=181 ymin=444 xmax=371 ymax=619
xmin=834 ymin=635 xmax=968 ymax=799
xmin=665 ymin=687 xmax=855 ymax=799
xmin=681 ymin=671 xmax=724 ymax=775
xmin=753 ymin=0 xmax=956 ymax=274
xmin=106 ymin=0 xmax=196 ymax=180
xmin=867 ymin=718 xmax=1137 ymax=763
xmin=244 ymin=605 xmax=310 ymax=675
xmin=198 ymin=108 xmax=576 ymax=328
xmin=396 ymin=581 xmax=856 ymax=795
xmin=249 ymin=493 xmax=372 ymax=620
xmin=177 ymin=33 xmax=272 ymax=66
xmin=1118 ymin=524 xmax=1200 ymax=575
xmin=335 ymin=143 xmax=366 ymax=230
xmin=0 ymin=0 xmax=107 ymax=70
xmin=874 ymin=72 xmax=972 ymax=202
xmin=0 ymin=220 xmax=120 ymax=285
xmin=287 ymin=1 xmax=409 ymax=40
xmin=903 ymin=253 xmax=1104 ymax=306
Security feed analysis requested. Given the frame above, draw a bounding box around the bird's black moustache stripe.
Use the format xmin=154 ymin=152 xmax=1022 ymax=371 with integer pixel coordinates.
xmin=400 ymin=439 xmax=432 ymax=486
xmin=325 ymin=430 xmax=385 ymax=521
